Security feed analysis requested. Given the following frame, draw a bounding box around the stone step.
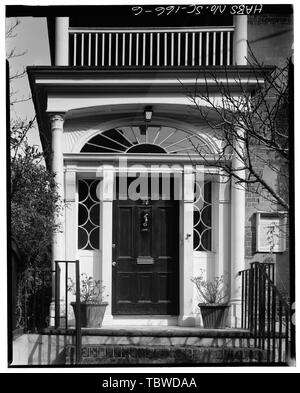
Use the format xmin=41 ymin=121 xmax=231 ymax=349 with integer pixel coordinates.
xmin=65 ymin=344 xmax=267 ymax=365
xmin=80 ymin=335 xmax=255 ymax=348
xmin=44 ymin=326 xmax=254 ymax=348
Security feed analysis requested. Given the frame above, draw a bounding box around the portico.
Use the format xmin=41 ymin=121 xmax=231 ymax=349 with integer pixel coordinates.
xmin=26 ymin=14 xmax=254 ymax=328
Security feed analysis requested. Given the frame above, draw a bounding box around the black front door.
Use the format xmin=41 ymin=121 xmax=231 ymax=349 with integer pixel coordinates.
xmin=112 ymin=182 xmax=179 ymax=315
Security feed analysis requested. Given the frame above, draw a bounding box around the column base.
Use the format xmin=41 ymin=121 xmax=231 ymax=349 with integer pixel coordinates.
xmin=228 ymin=299 xmax=242 ymax=328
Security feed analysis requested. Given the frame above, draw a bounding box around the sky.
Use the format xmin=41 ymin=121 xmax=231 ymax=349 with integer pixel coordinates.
xmin=7 ymin=16 xmax=50 ymax=150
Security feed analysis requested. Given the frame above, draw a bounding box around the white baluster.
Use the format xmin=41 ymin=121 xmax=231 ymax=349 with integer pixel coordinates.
xmin=102 ymin=33 xmax=105 ymax=66
xmin=178 ymin=32 xmax=181 ymax=66
xmin=164 ymin=32 xmax=167 ymax=66
xmin=122 ymin=33 xmax=125 ymax=66
xmin=206 ymin=32 xmax=209 ymax=66
xmin=136 ymin=33 xmax=139 ymax=65
xmin=192 ymin=32 xmax=195 ymax=66
xmin=95 ymin=33 xmax=98 ymax=66
xmin=81 ymin=33 xmax=84 ymax=66
xmin=185 ymin=32 xmax=188 ymax=66
xmin=171 ymin=32 xmax=174 ymax=66
xmin=115 ymin=33 xmax=118 ymax=66
xmin=199 ymin=32 xmax=202 ymax=66
xmin=88 ymin=33 xmax=91 ymax=66
xmin=220 ymin=31 xmax=223 ymax=66
xmin=150 ymin=33 xmax=153 ymax=66
xmin=157 ymin=32 xmax=160 ymax=66
xmin=108 ymin=33 xmax=111 ymax=66
xmin=227 ymin=31 xmax=231 ymax=65
xmin=129 ymin=33 xmax=132 ymax=66
xmin=143 ymin=33 xmax=146 ymax=66
xmin=213 ymin=31 xmax=216 ymax=66
xmin=73 ymin=33 xmax=77 ymax=66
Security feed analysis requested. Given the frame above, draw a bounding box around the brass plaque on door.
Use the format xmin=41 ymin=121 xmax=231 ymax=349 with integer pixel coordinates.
xmin=137 ymin=256 xmax=154 ymax=265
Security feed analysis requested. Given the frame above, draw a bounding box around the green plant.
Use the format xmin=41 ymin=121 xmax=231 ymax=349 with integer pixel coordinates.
xmin=191 ymin=270 xmax=227 ymax=304
xmin=68 ymin=273 xmax=107 ymax=304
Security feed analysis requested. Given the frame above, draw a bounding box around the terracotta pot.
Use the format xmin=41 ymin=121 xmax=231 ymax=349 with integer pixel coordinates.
xmin=71 ymin=302 xmax=108 ymax=328
xmin=198 ymin=303 xmax=229 ymax=328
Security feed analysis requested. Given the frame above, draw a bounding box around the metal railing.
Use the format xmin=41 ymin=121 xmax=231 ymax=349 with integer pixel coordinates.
xmin=16 ymin=267 xmax=52 ymax=332
xmin=69 ymin=26 xmax=234 ymax=67
xmin=239 ymin=262 xmax=291 ymax=364
xmin=54 ymin=260 xmax=82 ymax=364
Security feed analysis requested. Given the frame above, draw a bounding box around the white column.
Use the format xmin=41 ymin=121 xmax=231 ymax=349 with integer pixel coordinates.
xmin=55 ymin=17 xmax=69 ymax=66
xmin=65 ymin=167 xmax=77 ymax=261
xmin=178 ymin=166 xmax=195 ymax=327
xmin=49 ymin=113 xmax=66 ymax=326
xmin=229 ymin=126 xmax=246 ymax=327
xmin=214 ymin=174 xmax=231 ymax=281
xmin=50 ymin=113 xmax=65 ymax=262
xmin=99 ymin=165 xmax=114 ymax=326
xmin=233 ymin=15 xmax=248 ymax=65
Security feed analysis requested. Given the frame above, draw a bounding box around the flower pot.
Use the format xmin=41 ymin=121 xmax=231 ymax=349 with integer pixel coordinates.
xmin=71 ymin=302 xmax=108 ymax=328
xmin=198 ymin=303 xmax=229 ymax=328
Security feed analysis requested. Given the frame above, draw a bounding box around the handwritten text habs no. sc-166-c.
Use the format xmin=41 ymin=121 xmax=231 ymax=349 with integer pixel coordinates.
xmin=131 ymin=4 xmax=264 ymax=17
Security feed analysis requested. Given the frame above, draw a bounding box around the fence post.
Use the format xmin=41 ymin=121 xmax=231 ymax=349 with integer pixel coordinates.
xmin=54 ymin=262 xmax=61 ymax=329
xmin=75 ymin=260 xmax=81 ymax=364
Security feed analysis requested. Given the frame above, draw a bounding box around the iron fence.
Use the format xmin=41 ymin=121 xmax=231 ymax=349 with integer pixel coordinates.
xmin=239 ymin=262 xmax=291 ymax=363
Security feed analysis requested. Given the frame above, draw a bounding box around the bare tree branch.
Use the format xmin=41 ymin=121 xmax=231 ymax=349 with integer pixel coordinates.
xmin=184 ymin=51 xmax=290 ymax=212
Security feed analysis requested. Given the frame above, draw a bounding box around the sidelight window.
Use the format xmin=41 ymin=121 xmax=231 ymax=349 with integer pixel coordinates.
xmin=193 ymin=181 xmax=212 ymax=251
xmin=77 ymin=179 xmax=100 ymax=250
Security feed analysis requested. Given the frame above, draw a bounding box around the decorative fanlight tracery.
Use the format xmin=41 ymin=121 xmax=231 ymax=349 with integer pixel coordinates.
xmin=80 ymin=125 xmax=212 ymax=155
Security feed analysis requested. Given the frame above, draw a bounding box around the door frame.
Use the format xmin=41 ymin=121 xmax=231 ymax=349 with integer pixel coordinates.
xmin=94 ymin=162 xmax=217 ymax=326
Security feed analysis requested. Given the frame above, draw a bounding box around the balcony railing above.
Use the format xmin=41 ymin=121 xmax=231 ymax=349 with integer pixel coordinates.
xmin=69 ymin=27 xmax=234 ymax=67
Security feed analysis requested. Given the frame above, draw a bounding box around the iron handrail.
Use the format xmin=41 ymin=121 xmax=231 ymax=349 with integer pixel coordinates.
xmin=54 ymin=260 xmax=81 ymax=364
xmin=249 ymin=262 xmax=290 ymax=311
xmin=239 ymin=262 xmax=291 ymax=363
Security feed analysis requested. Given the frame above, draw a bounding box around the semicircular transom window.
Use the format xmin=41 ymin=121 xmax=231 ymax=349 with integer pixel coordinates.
xmin=80 ymin=126 xmax=212 ymax=155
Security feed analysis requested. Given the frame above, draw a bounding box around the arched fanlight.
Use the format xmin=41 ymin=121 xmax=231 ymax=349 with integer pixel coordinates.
xmin=80 ymin=125 xmax=212 ymax=155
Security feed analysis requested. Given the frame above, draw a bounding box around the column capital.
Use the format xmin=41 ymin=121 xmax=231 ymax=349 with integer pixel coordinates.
xmin=49 ymin=113 xmax=66 ymax=131
xmin=49 ymin=112 xmax=65 ymax=122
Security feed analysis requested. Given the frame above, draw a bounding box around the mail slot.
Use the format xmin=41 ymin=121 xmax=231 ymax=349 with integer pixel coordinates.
xmin=136 ymin=256 xmax=154 ymax=265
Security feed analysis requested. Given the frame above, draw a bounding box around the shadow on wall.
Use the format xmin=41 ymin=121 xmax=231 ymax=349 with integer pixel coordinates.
xmin=13 ymin=334 xmax=74 ymax=366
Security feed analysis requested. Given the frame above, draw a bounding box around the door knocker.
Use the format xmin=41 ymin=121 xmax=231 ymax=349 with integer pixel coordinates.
xmin=141 ymin=211 xmax=151 ymax=232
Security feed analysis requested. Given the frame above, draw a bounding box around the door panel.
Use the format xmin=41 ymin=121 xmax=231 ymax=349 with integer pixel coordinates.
xmin=112 ymin=188 xmax=179 ymax=315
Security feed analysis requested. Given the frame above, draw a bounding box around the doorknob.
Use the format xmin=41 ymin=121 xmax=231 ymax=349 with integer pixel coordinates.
xmin=112 ymin=261 xmax=117 ymax=267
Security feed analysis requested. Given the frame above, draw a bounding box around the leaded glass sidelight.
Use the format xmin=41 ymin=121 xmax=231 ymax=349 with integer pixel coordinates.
xmin=78 ymin=179 xmax=100 ymax=250
xmin=193 ymin=181 xmax=212 ymax=251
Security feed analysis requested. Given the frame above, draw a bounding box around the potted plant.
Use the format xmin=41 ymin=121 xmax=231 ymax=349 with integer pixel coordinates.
xmin=68 ymin=273 xmax=108 ymax=328
xmin=191 ymin=271 xmax=229 ymax=328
